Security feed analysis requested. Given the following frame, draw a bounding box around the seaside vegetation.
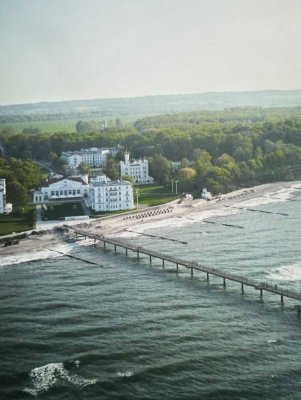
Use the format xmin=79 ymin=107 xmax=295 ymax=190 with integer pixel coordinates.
xmin=1 ymin=107 xmax=301 ymax=198
xmin=0 ymin=158 xmax=41 ymax=204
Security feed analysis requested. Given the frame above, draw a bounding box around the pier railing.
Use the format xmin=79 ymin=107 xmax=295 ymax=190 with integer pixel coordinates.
xmin=69 ymin=228 xmax=301 ymax=310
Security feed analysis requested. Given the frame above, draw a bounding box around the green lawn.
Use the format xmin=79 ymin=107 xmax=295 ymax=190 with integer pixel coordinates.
xmin=42 ymin=202 xmax=84 ymax=220
xmin=134 ymin=185 xmax=177 ymax=207
xmin=91 ymin=209 xmax=130 ymax=217
xmin=4 ymin=119 xmax=79 ymax=133
xmin=2 ymin=113 xmax=151 ymax=134
xmin=0 ymin=207 xmax=35 ymax=236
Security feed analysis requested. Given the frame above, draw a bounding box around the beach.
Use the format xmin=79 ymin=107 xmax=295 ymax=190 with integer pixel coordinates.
xmin=1 ymin=180 xmax=300 ymax=266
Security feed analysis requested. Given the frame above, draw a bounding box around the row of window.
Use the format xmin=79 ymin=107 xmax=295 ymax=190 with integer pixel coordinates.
xmin=50 ymin=189 xmax=81 ymax=196
xmin=92 ymin=203 xmax=131 ymax=210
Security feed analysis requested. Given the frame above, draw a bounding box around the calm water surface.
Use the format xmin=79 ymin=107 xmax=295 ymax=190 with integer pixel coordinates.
xmin=1 ymin=191 xmax=301 ymax=399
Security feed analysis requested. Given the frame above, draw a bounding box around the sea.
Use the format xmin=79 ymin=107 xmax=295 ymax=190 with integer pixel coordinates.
xmin=1 ymin=185 xmax=301 ymax=400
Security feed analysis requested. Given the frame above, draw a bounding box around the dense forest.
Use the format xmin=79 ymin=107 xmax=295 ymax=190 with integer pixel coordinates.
xmin=1 ymin=107 xmax=301 ymax=197
xmin=0 ymin=158 xmax=41 ymax=204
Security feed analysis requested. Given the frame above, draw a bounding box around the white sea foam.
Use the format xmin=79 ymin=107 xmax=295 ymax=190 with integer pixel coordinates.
xmin=0 ymin=249 xmax=62 ymax=267
xmin=24 ymin=362 xmax=97 ymax=396
xmin=240 ymin=185 xmax=297 ymax=208
xmin=117 ymin=371 xmax=133 ymax=377
xmin=0 ymin=238 xmax=96 ymax=267
xmin=269 ymin=263 xmax=301 ymax=281
xmin=118 ymin=207 xmax=240 ymax=237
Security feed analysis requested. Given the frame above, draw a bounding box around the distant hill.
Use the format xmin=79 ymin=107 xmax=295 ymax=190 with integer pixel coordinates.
xmin=1 ymin=90 xmax=301 ymax=118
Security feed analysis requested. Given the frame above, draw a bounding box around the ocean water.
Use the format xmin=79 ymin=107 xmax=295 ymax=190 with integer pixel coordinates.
xmin=1 ymin=188 xmax=301 ymax=399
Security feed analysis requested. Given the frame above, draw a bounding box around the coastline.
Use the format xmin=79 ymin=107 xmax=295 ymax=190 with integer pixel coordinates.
xmin=1 ymin=180 xmax=300 ymax=266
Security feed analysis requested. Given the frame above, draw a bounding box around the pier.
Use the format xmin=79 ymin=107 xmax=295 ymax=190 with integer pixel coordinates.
xmin=69 ymin=228 xmax=301 ymax=313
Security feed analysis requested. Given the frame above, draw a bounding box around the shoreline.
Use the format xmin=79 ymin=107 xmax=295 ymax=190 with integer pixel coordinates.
xmin=1 ymin=180 xmax=300 ymax=266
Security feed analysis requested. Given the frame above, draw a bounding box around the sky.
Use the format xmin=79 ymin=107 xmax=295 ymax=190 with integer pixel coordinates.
xmin=0 ymin=0 xmax=301 ymax=105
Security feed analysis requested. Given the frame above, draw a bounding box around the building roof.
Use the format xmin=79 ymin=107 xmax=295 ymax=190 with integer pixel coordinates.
xmin=61 ymin=147 xmax=120 ymax=158
xmin=40 ymin=176 xmax=88 ymax=187
xmin=91 ymin=179 xmax=131 ymax=188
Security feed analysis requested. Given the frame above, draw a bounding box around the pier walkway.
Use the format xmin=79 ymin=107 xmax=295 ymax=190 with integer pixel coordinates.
xmin=69 ymin=228 xmax=301 ymax=311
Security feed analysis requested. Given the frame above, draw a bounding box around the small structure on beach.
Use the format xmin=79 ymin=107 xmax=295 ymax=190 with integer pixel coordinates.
xmin=201 ymin=188 xmax=212 ymax=201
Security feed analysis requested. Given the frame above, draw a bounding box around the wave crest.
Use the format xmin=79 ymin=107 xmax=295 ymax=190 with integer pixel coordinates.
xmin=269 ymin=263 xmax=301 ymax=281
xmin=24 ymin=362 xmax=97 ymax=396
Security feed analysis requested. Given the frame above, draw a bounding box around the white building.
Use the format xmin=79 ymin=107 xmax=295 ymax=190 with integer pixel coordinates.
xmin=90 ymin=175 xmax=133 ymax=212
xmin=120 ymin=152 xmax=153 ymax=184
xmin=33 ymin=175 xmax=90 ymax=204
xmin=0 ymin=178 xmax=6 ymax=214
xmin=61 ymin=147 xmax=120 ymax=168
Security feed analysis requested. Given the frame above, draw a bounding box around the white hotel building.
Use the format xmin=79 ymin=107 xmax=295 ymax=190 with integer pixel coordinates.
xmin=120 ymin=152 xmax=153 ymax=184
xmin=90 ymin=175 xmax=133 ymax=212
xmin=61 ymin=147 xmax=120 ymax=168
xmin=33 ymin=174 xmax=134 ymax=212
xmin=33 ymin=175 xmax=90 ymax=204
xmin=0 ymin=178 xmax=6 ymax=214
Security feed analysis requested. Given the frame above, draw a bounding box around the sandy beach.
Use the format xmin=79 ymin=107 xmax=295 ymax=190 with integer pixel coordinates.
xmin=1 ymin=180 xmax=300 ymax=266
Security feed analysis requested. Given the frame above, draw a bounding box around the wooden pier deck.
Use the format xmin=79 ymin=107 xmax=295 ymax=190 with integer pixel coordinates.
xmin=70 ymin=228 xmax=301 ymax=311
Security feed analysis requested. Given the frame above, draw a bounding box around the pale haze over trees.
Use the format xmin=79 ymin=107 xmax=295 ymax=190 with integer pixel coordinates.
xmin=0 ymin=0 xmax=300 ymax=105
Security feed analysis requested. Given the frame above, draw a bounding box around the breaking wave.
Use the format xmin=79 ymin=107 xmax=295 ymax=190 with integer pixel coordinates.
xmin=269 ymin=263 xmax=301 ymax=281
xmin=24 ymin=362 xmax=97 ymax=396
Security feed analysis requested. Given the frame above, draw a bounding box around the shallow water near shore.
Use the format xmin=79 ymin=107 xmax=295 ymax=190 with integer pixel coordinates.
xmin=1 ymin=188 xmax=301 ymax=399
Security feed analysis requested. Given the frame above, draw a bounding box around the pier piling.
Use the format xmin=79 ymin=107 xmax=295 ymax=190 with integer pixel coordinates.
xmin=68 ymin=228 xmax=301 ymax=313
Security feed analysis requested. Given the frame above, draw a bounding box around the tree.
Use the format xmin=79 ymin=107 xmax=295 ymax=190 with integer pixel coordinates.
xmin=7 ymin=180 xmax=29 ymax=204
xmin=78 ymin=162 xmax=91 ymax=175
xmin=122 ymin=175 xmax=134 ymax=184
xmin=215 ymin=154 xmax=240 ymax=190
xmin=194 ymin=150 xmax=213 ymax=188
xmin=76 ymin=120 xmax=95 ymax=133
xmin=148 ymin=155 xmax=172 ymax=184
xmin=106 ymin=158 xmax=120 ymax=180
xmin=115 ymin=118 xmax=123 ymax=129
xmin=176 ymin=167 xmax=197 ymax=192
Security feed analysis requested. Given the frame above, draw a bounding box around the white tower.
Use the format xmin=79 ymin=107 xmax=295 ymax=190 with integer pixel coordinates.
xmin=124 ymin=152 xmax=130 ymax=163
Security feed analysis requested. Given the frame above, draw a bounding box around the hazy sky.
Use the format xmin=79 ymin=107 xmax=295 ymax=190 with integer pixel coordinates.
xmin=1 ymin=0 xmax=301 ymax=105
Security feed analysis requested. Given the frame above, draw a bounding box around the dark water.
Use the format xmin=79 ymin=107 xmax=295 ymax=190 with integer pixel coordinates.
xmin=1 ymin=190 xmax=301 ymax=399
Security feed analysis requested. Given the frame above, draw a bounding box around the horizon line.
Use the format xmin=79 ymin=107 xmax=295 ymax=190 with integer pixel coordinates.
xmin=2 ymin=88 xmax=301 ymax=108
